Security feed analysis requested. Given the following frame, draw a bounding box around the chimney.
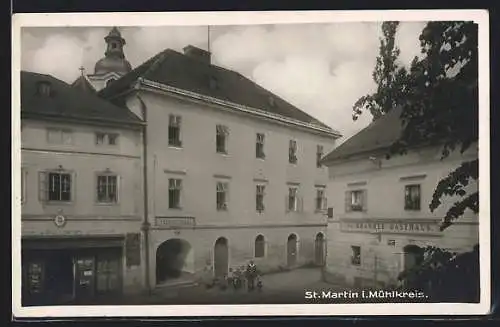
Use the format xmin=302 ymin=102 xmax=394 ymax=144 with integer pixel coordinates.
xmin=183 ymin=45 xmax=211 ymax=64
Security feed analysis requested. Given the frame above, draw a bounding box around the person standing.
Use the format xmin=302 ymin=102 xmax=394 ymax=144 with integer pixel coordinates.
xmin=246 ymin=260 xmax=258 ymax=291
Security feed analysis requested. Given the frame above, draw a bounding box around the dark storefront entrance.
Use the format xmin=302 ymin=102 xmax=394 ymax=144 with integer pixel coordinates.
xmin=22 ymin=236 xmax=124 ymax=306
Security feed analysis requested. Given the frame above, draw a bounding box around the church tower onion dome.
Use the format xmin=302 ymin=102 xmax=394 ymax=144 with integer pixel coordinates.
xmin=94 ymin=27 xmax=132 ymax=75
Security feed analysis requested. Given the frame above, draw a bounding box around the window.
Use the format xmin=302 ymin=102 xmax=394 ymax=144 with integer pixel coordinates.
xmin=168 ymin=115 xmax=182 ymax=147
xmin=404 ymin=184 xmax=421 ymax=210
xmin=255 ymin=235 xmax=265 ymax=258
xmin=315 ymin=188 xmax=327 ymax=211
xmin=351 ymin=246 xmax=361 ymax=265
xmin=256 ymin=185 xmax=265 ymax=212
xmin=47 ymin=128 xmax=73 ymax=145
xmin=168 ymin=178 xmax=182 ymax=209
xmin=96 ymin=132 xmax=119 ymax=146
xmin=316 ymin=145 xmax=324 ymax=168
xmin=39 ymin=171 xmax=72 ymax=202
xmin=96 ymin=174 xmax=118 ymax=203
xmin=216 ymin=125 xmax=228 ymax=154
xmin=289 ymin=140 xmax=297 ymax=164
xmin=346 ymin=190 xmax=366 ymax=212
xmin=256 ymin=133 xmax=265 ymax=159
xmin=37 ymin=81 xmax=51 ymax=96
xmin=216 ymin=182 xmax=228 ymax=210
xmin=288 ymin=187 xmax=298 ymax=211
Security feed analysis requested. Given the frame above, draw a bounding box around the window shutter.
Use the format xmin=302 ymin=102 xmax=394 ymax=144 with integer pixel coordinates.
xmin=362 ymin=190 xmax=367 ymax=212
xmin=71 ymin=172 xmax=76 ymax=202
xmin=285 ymin=195 xmax=289 ymax=212
xmin=298 ymin=197 xmax=303 ymax=212
xmin=38 ymin=171 xmax=48 ymax=202
xmin=322 ymin=197 xmax=328 ymax=210
xmin=345 ymin=191 xmax=352 ymax=213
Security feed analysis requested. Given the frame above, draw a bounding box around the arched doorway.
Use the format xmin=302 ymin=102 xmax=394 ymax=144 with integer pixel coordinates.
xmin=403 ymin=244 xmax=424 ymax=271
xmin=287 ymin=234 xmax=298 ymax=267
xmin=214 ymin=237 xmax=229 ymax=278
xmin=314 ymin=233 xmax=325 ymax=266
xmin=155 ymin=238 xmax=192 ymax=285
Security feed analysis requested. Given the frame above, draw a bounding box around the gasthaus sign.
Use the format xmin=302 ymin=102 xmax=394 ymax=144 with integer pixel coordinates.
xmin=340 ymin=219 xmax=442 ymax=236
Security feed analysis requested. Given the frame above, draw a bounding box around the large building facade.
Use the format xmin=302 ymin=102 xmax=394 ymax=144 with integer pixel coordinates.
xmin=20 ymin=71 xmax=145 ymax=305
xmin=321 ymin=108 xmax=479 ymax=288
xmin=96 ymin=29 xmax=341 ymax=288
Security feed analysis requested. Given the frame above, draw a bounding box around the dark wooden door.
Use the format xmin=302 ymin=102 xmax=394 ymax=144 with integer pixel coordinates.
xmin=214 ymin=238 xmax=228 ymax=278
xmin=287 ymin=234 xmax=297 ymax=267
xmin=315 ymin=233 xmax=325 ymax=266
xmin=74 ymin=256 xmax=96 ymax=300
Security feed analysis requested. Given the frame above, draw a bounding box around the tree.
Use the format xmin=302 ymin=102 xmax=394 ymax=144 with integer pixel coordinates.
xmin=352 ymin=21 xmax=409 ymax=121
xmin=388 ymin=21 xmax=478 ymax=230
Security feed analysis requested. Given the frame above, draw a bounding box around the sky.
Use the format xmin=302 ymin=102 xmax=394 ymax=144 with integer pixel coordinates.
xmin=21 ymin=22 xmax=426 ymax=142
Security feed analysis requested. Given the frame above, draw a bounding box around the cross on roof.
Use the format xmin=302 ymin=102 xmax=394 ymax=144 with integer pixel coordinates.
xmin=79 ymin=66 xmax=85 ymax=76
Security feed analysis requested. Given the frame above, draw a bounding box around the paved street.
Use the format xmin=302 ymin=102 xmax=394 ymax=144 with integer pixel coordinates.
xmin=102 ymin=267 xmax=350 ymax=305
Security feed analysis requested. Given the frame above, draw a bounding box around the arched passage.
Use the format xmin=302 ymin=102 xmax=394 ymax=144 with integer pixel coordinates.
xmin=214 ymin=237 xmax=229 ymax=278
xmin=314 ymin=232 xmax=325 ymax=266
xmin=403 ymin=244 xmax=424 ymax=271
xmin=287 ymin=233 xmax=298 ymax=267
xmin=155 ymin=238 xmax=192 ymax=285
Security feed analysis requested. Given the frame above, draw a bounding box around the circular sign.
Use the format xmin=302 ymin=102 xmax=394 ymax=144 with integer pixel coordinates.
xmin=54 ymin=215 xmax=66 ymax=227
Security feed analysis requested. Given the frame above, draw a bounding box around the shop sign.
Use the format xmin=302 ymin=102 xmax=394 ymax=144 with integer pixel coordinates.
xmin=125 ymin=233 xmax=141 ymax=267
xmin=340 ymin=219 xmax=442 ymax=235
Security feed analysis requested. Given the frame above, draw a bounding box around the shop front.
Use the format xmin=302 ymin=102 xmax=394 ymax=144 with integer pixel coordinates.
xmin=21 ymin=236 xmax=125 ymax=306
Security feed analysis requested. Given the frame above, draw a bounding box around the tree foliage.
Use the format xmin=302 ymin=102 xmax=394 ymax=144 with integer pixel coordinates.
xmin=352 ymin=21 xmax=409 ymax=121
xmin=388 ymin=21 xmax=479 ymax=230
xmin=398 ymin=244 xmax=479 ymax=302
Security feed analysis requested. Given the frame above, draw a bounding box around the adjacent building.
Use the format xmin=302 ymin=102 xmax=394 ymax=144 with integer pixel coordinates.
xmin=321 ymin=108 xmax=479 ymax=288
xmin=20 ymin=70 xmax=145 ymax=305
xmin=96 ymin=29 xmax=341 ymax=288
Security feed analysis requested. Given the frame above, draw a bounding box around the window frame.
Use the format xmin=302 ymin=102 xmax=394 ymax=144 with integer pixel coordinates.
xmin=316 ymin=145 xmax=324 ymax=168
xmin=287 ymin=187 xmax=299 ymax=212
xmin=168 ymin=114 xmax=182 ymax=148
xmin=168 ymin=178 xmax=183 ymax=209
xmin=216 ymin=181 xmax=229 ymax=211
xmin=216 ymin=125 xmax=229 ymax=154
xmin=46 ymin=128 xmax=73 ymax=145
xmin=256 ymin=184 xmax=266 ymax=213
xmin=39 ymin=169 xmax=75 ymax=204
xmin=256 ymin=133 xmax=265 ymax=159
xmin=315 ymin=188 xmax=327 ymax=212
xmin=95 ymin=172 xmax=119 ymax=205
xmin=404 ymin=184 xmax=421 ymax=211
xmin=349 ymin=190 xmax=365 ymax=212
xmin=21 ymin=167 xmax=27 ymax=204
xmin=288 ymin=139 xmax=298 ymax=164
xmin=95 ymin=132 xmax=119 ymax=146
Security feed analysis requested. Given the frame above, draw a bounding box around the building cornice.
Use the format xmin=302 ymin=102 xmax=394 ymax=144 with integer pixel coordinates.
xmin=134 ymin=78 xmax=342 ymax=138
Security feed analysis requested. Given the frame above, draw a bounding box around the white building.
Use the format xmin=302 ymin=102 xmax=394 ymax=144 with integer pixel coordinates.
xmin=321 ymin=108 xmax=479 ymax=288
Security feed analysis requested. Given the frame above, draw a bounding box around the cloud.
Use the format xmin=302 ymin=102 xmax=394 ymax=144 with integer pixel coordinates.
xmin=20 ymin=22 xmax=424 ymax=141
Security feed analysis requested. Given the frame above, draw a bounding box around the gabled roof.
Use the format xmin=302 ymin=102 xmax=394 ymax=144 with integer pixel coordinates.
xmin=21 ymin=71 xmax=142 ymax=126
xmin=71 ymin=74 xmax=97 ymax=94
xmin=98 ymin=48 xmax=339 ymax=134
xmin=321 ymin=107 xmax=404 ymax=164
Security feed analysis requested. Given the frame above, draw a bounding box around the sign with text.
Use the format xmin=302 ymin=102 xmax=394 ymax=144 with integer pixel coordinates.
xmin=125 ymin=233 xmax=141 ymax=267
xmin=155 ymin=217 xmax=196 ymax=228
xmin=340 ymin=219 xmax=442 ymax=235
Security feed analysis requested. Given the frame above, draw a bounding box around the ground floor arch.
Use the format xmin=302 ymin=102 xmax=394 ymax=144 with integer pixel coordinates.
xmin=314 ymin=232 xmax=325 ymax=266
xmin=287 ymin=233 xmax=298 ymax=267
xmin=214 ymin=237 xmax=229 ymax=278
xmin=155 ymin=238 xmax=193 ymax=285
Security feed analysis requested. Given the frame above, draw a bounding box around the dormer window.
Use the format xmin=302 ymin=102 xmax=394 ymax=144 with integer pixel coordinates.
xmin=268 ymin=96 xmax=276 ymax=107
xmin=37 ymin=81 xmax=51 ymax=96
xmin=106 ymin=78 xmax=116 ymax=87
xmin=209 ymin=76 xmax=218 ymax=90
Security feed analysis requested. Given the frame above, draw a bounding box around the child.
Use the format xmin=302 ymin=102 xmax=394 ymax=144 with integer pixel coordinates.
xmin=256 ymin=275 xmax=263 ymax=292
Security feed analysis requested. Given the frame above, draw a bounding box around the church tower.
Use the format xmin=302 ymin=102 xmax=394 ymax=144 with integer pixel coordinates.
xmin=86 ymin=27 xmax=132 ymax=92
